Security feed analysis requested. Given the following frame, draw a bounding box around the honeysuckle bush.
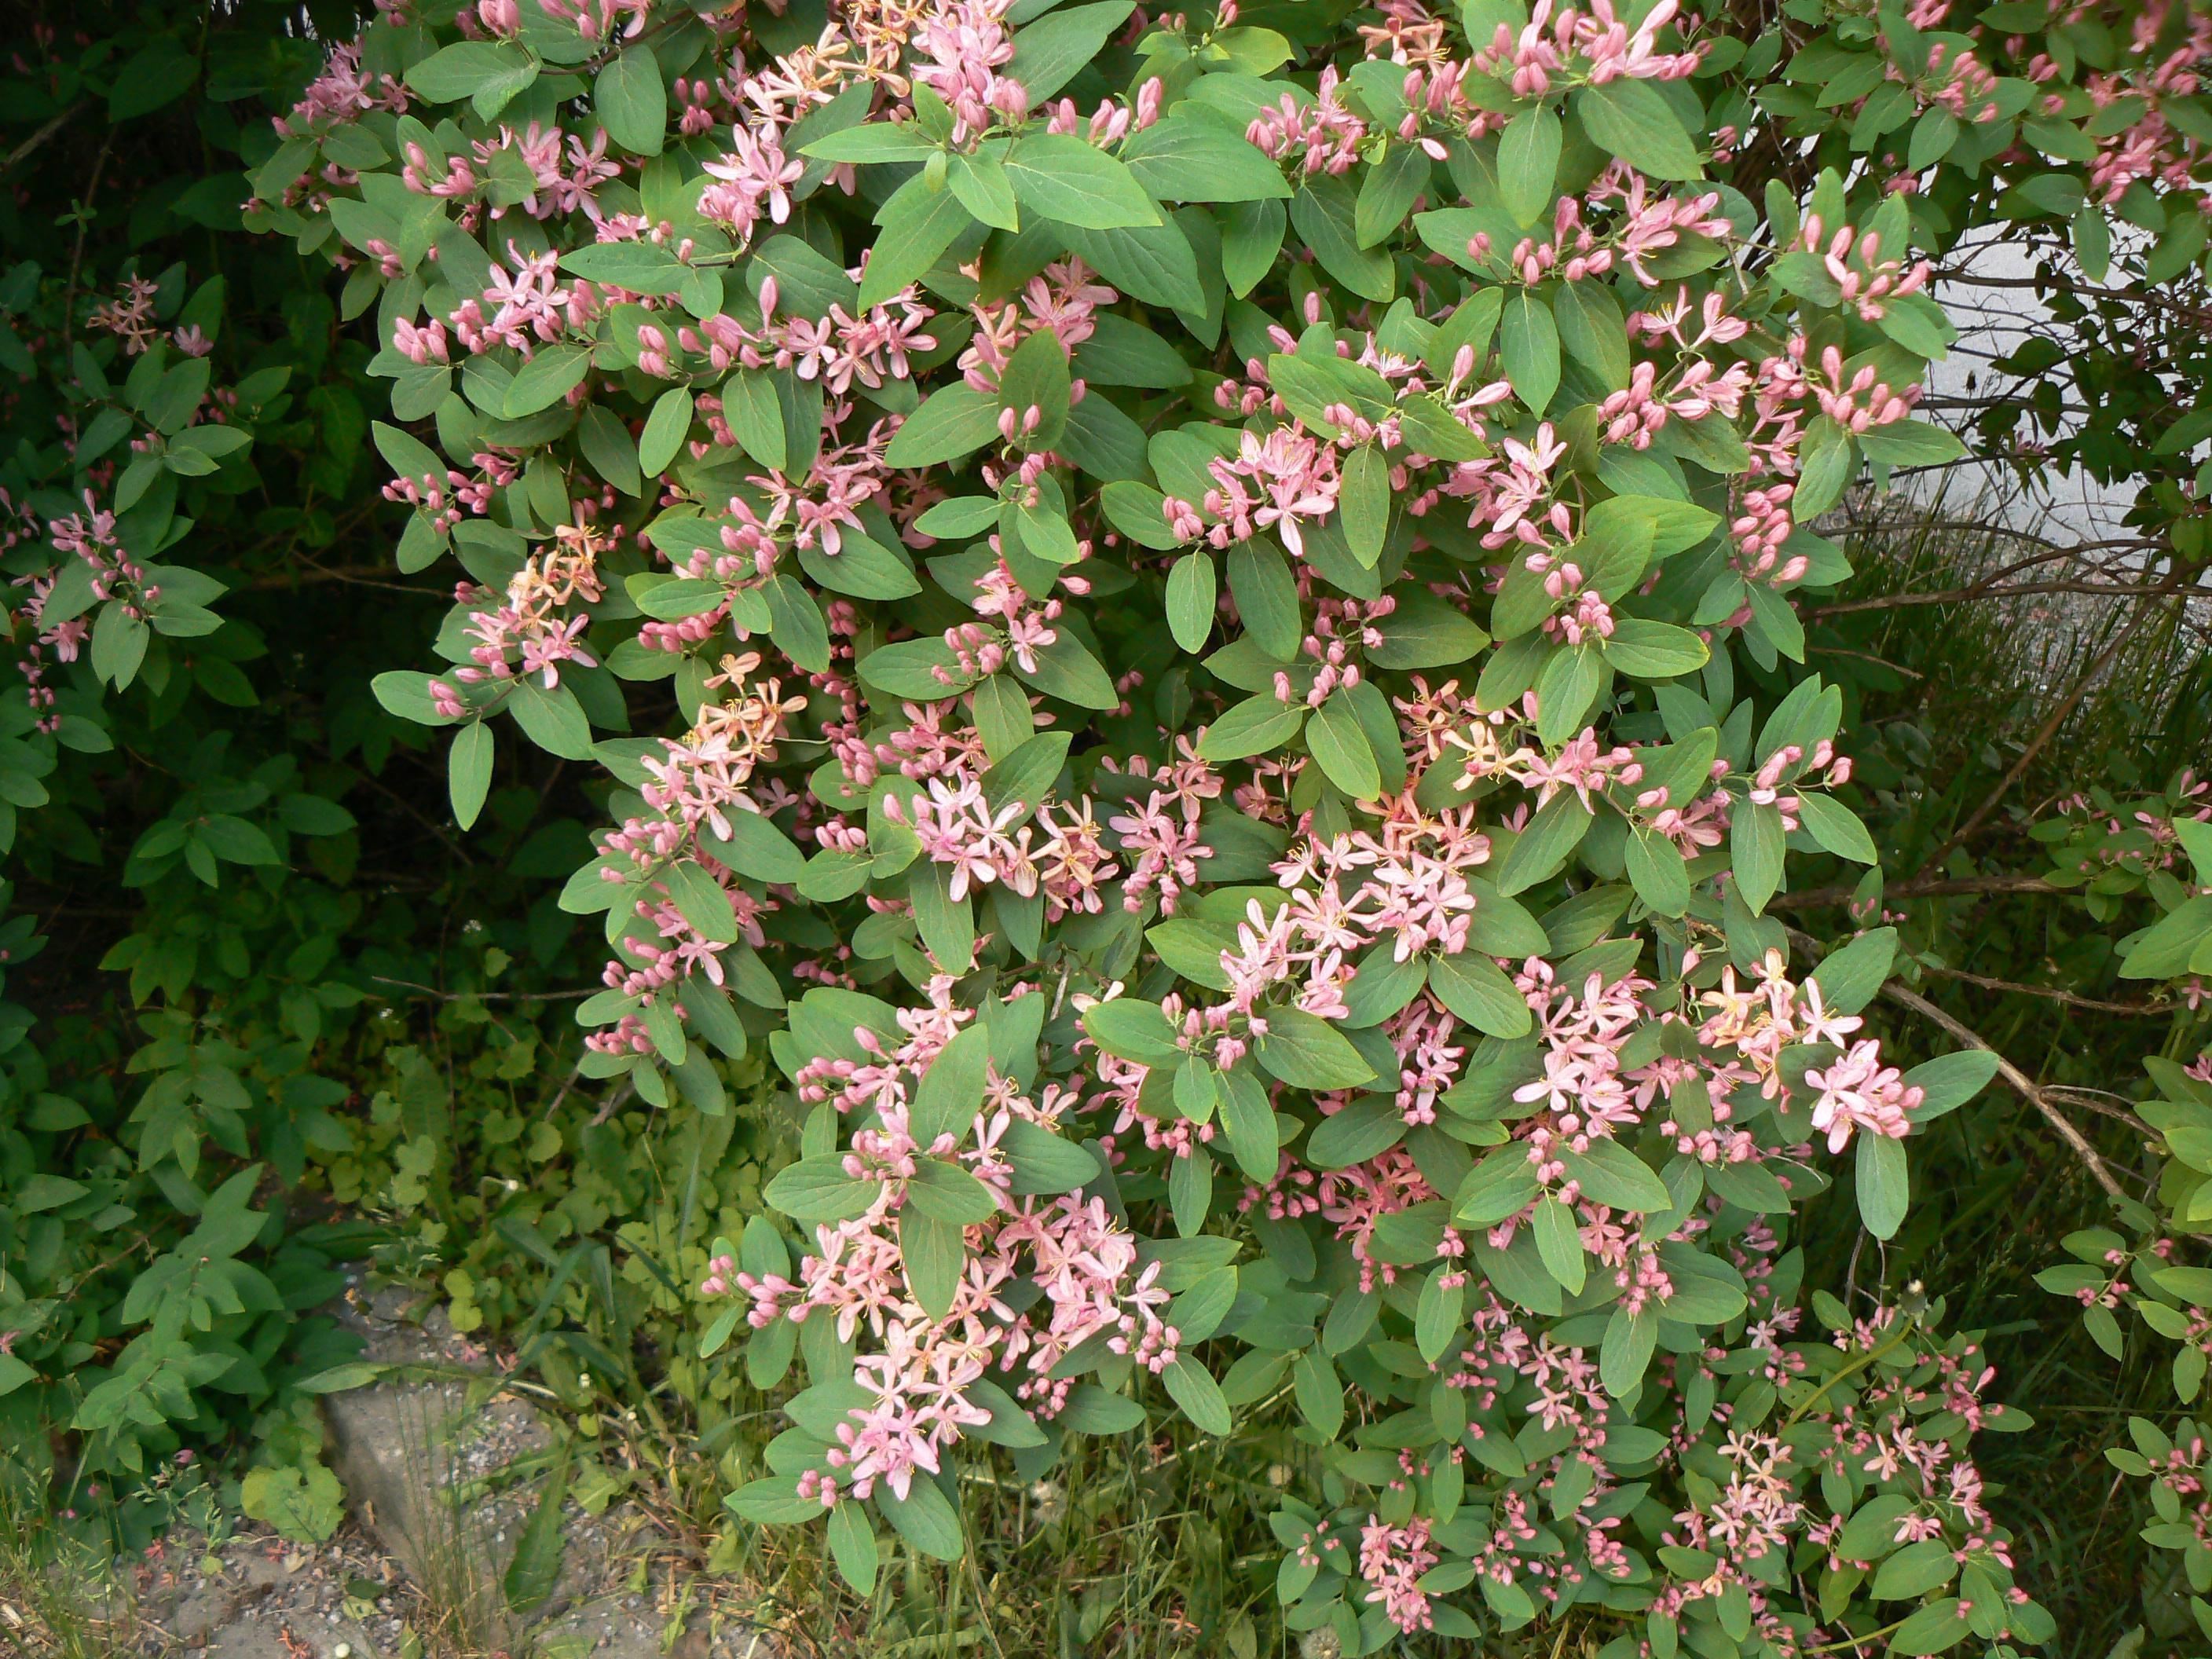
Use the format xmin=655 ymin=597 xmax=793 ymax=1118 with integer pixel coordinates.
xmin=248 ymin=0 xmax=2212 ymax=1648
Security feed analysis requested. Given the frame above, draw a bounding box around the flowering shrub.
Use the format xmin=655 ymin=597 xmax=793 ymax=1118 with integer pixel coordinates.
xmin=255 ymin=0 xmax=2212 ymax=1647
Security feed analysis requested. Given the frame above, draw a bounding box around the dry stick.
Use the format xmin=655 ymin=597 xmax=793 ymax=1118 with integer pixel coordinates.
xmin=1877 ymin=978 xmax=2129 ymax=1203
xmin=370 ymin=975 xmax=593 ymax=1003
xmin=1772 ymin=871 xmax=2061 ymax=911
xmin=1917 ymin=592 xmax=2168 ymax=877
xmin=0 ymin=101 xmax=86 ymax=174
xmin=1910 ymin=962 xmax=2165 ymax=1016
xmin=2042 ymin=1086 xmax=2156 ymax=1140
xmin=1804 ymin=577 xmax=2204 ymax=618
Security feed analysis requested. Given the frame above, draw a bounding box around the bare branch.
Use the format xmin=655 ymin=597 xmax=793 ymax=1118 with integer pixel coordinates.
xmin=1877 ymin=980 xmax=2129 ymax=1202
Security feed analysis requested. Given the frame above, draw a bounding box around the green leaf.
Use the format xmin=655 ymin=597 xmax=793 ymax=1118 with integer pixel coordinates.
xmin=1624 ymin=827 xmax=1690 ymax=917
xmin=1291 ymin=176 xmax=1393 ymax=302
xmin=948 ymin=151 xmax=1020 ymax=230
xmin=1221 ymin=198 xmax=1287 ymax=295
xmin=1797 ymin=792 xmax=1878 ymax=864
xmin=1083 ymin=998 xmax=1185 ymax=1068
xmin=1006 ymin=0 xmax=1137 ymax=101
xmin=827 ymin=1501 xmax=879 ymax=1594
xmin=901 ymin=1208 xmax=966 ymax=1321
xmin=1493 ymin=792 xmax=1593 ymax=895
xmin=800 ymin=123 xmax=940 ymax=163
xmin=1810 ymin=927 xmax=1896 ymax=1016
xmin=1197 ymin=693 xmax=1304 ymax=762
xmin=1368 ymin=595 xmax=1487 ymax=669
xmin=109 ymin=40 xmax=200 ymax=120
xmin=1498 ymin=105 xmax=1562 ymax=225
xmin=1062 ymin=221 xmax=1205 ymax=312
xmin=1575 ymin=79 xmax=1702 ymax=181
xmin=639 ymin=387 xmax=693 ymax=476
xmin=1005 ymin=134 xmax=1161 ymax=229
xmin=1227 ymin=537 xmax=1300 ymax=660
xmin=861 ymin=174 xmax=973 ymax=308
xmin=911 ymin=1024 xmax=991 ymax=1145
xmin=1166 ymin=551 xmax=1216 ymax=652
xmin=1339 ymin=444 xmax=1390 ymax=567
xmin=657 ymin=862 xmax=731 ymax=947
xmin=1871 ymin=1540 xmax=1957 ymax=1601
xmin=512 ymin=682 xmax=596 ymax=759
xmin=878 ymin=1477 xmax=965 ymax=1561
xmin=1501 ymin=292 xmax=1560 ymax=415
xmin=998 ymin=328 xmax=1072 ymax=447
xmin=1730 ymin=800 xmax=1785 ymax=914
xmin=801 ymin=531 xmax=921 ymax=600
xmin=1161 ymin=1357 xmax=1232 ymax=1435
xmin=1355 ymin=143 xmax=1431 ymax=247
xmin=1427 ymin=952 xmax=1533 ymax=1038
xmin=559 ymin=241 xmax=690 ymax=294
xmin=906 ymin=1157 xmax=998 ymax=1223
xmin=764 ymin=1157 xmax=878 ymax=1222
xmin=1016 ymin=635 xmax=1119 ymax=709
xmin=1122 ymin=111 xmax=1291 ymax=203
xmin=885 ymin=384 xmax=1002 ymax=467
xmin=2120 ymin=895 xmax=2212 ymax=980
xmin=1216 ymin=1069 xmax=1280 ymax=1182
xmin=1254 ymin=1008 xmax=1376 ymax=1090
xmin=1856 ymin=1131 xmax=1909 ymax=1240
xmin=1886 ymin=1600 xmax=1970 ymax=1657
xmin=1002 ymin=1120 xmax=1101 ymax=1196
xmin=449 ymin=722 xmax=493 ymax=830
xmin=1856 ymin=417 xmax=1967 ymax=468
xmin=405 ymin=42 xmax=537 ymax=115
xmin=1603 ymin=618 xmax=1708 ymax=679
xmin=1903 ymin=1050 xmax=2000 ymax=1120
xmin=502 ymin=342 xmax=593 ymax=417
xmin=1534 ymin=1196 xmax=1584 ymax=1293
xmin=502 ymin=1457 xmax=570 ymax=1614
xmin=595 ymin=42 xmax=665 ymax=156
xmin=1308 ymin=1099 xmax=1406 ymax=1169
xmin=1454 ymin=1151 xmax=1540 ymax=1227
xmin=1057 ymin=1385 xmax=1145 ymax=1435
xmin=1306 ymin=690 xmax=1381 ymax=800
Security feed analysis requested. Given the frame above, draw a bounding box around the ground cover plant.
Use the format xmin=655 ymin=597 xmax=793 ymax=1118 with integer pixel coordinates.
xmin=6 ymin=0 xmax=2212 ymax=1653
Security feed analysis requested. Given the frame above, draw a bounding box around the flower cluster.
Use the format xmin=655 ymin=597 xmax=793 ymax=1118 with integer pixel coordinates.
xmin=262 ymin=0 xmax=2077 ymax=1642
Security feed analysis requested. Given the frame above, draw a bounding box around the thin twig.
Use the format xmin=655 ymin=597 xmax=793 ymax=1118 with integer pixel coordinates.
xmin=590 ymin=1078 xmax=638 ymax=1126
xmin=1771 ymin=872 xmax=2062 ymax=911
xmin=370 ymin=975 xmax=594 ymax=1003
xmin=2042 ymin=1086 xmax=2156 ymax=1140
xmin=1911 ymin=962 xmax=2166 ymax=1016
xmin=1 ymin=100 xmax=86 ymax=174
xmin=1876 ymin=979 xmax=2129 ymax=1202
xmin=60 ymin=134 xmax=115 ymax=329
xmin=248 ymin=560 xmax=436 ymax=595
xmin=1804 ymin=577 xmax=2199 ymax=619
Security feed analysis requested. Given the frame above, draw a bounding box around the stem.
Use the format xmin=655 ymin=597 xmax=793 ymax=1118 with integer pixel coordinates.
xmin=1801 ymin=1613 xmax=1917 ymax=1655
xmin=1781 ymin=1317 xmax=1916 ymax=1432
xmin=1877 ymin=978 xmax=2130 ymax=1203
xmin=1 ymin=100 xmax=86 ymax=174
